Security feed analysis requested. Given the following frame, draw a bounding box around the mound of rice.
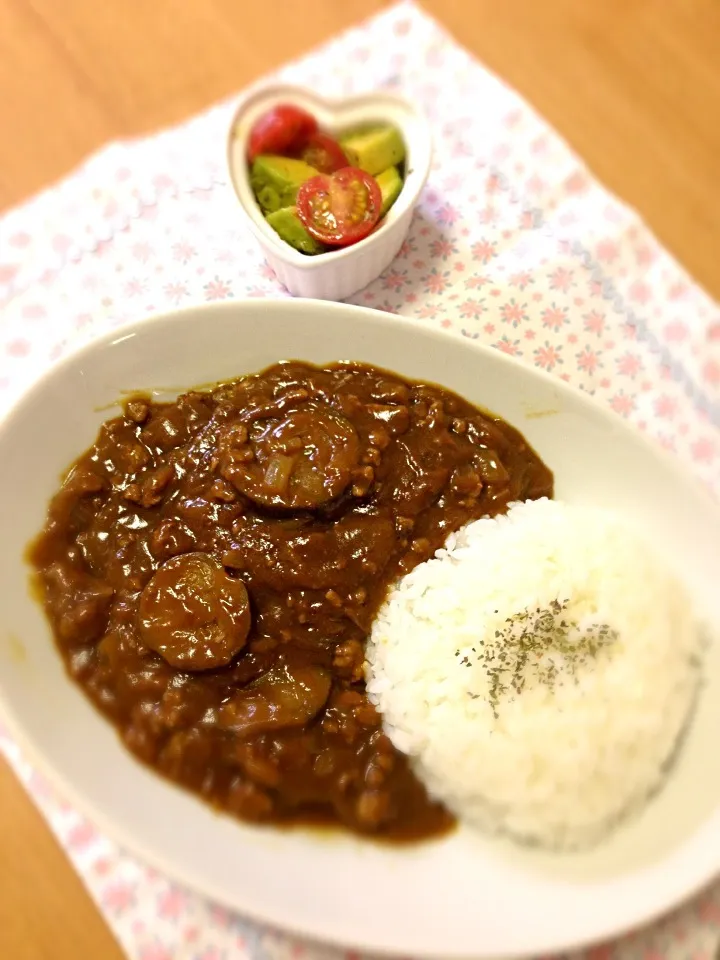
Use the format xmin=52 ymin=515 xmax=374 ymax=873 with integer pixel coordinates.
xmin=366 ymin=498 xmax=703 ymax=851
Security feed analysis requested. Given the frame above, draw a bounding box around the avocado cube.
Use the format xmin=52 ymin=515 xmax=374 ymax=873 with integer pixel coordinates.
xmin=376 ymin=166 xmax=404 ymax=217
xmin=340 ymin=125 xmax=406 ymax=177
xmin=250 ymin=155 xmax=320 ymax=214
xmin=266 ymin=206 xmax=324 ymax=256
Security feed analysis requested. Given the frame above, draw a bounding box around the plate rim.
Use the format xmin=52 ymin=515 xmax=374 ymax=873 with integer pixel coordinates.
xmin=1 ymin=296 xmax=719 ymax=960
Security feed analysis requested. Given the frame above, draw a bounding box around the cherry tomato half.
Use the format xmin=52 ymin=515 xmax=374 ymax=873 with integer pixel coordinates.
xmin=296 ymin=167 xmax=382 ymax=247
xmin=296 ymin=133 xmax=348 ymax=174
xmin=247 ymin=104 xmax=318 ymax=162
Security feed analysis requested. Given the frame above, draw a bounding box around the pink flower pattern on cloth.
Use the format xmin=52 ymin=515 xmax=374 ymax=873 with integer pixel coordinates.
xmin=1 ymin=2 xmax=719 ymax=958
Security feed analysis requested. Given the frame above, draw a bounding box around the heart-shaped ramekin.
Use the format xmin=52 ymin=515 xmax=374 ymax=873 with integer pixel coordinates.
xmin=227 ymin=85 xmax=432 ymax=301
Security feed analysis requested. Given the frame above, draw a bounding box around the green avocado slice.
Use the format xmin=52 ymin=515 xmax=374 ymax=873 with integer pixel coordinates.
xmin=266 ymin=206 xmax=324 ymax=255
xmin=376 ymin=166 xmax=404 ymax=217
xmin=340 ymin=126 xmax=406 ymax=177
xmin=250 ymin=155 xmax=320 ymax=214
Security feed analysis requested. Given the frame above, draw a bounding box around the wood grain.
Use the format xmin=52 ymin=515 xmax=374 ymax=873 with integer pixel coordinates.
xmin=1 ymin=1 xmax=718 ymax=958
xmin=0 ymin=756 xmax=124 ymax=959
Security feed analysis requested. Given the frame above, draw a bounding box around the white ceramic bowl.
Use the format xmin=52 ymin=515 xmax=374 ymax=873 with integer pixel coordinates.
xmin=227 ymin=85 xmax=432 ymax=300
xmin=2 ymin=300 xmax=720 ymax=960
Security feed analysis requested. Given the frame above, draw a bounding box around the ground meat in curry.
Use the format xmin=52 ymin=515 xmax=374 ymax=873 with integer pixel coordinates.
xmin=29 ymin=362 xmax=553 ymax=840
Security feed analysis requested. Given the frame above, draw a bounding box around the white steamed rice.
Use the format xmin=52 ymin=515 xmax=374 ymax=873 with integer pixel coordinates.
xmin=365 ymin=498 xmax=703 ymax=850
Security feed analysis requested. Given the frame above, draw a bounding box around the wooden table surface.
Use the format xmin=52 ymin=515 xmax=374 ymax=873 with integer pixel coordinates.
xmin=1 ymin=1 xmax=719 ymax=957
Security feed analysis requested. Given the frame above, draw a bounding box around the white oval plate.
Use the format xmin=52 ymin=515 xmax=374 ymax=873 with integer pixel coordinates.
xmin=1 ymin=299 xmax=719 ymax=960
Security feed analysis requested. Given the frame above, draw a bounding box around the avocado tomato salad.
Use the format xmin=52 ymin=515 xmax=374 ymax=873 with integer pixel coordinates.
xmin=247 ymin=103 xmax=405 ymax=255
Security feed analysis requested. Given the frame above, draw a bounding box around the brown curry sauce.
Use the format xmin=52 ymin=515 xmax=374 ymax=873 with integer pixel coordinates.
xmin=29 ymin=362 xmax=553 ymax=841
